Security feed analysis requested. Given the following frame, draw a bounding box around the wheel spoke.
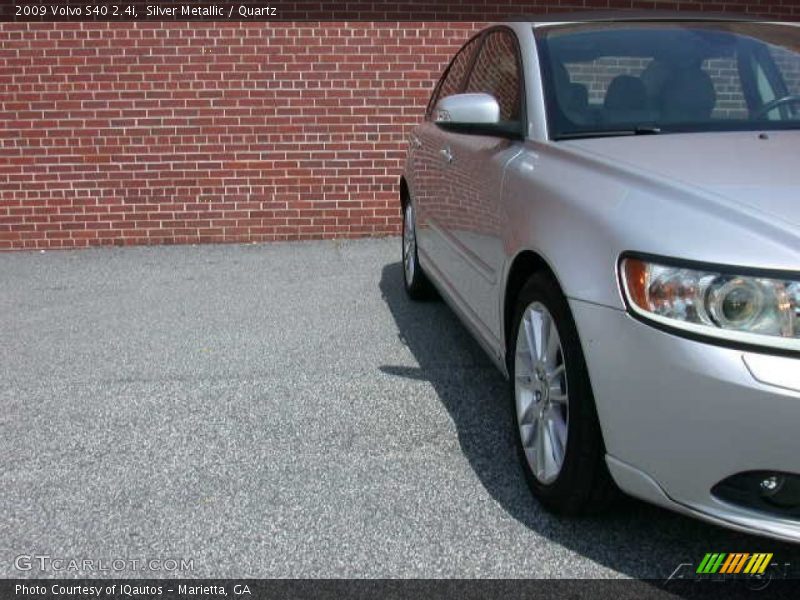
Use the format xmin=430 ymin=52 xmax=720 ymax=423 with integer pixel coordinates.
xmin=546 ymin=411 xmax=566 ymax=468
xmin=523 ymin=314 xmax=538 ymax=366
xmin=545 ymin=322 xmax=560 ymax=368
xmin=548 ymin=369 xmax=567 ymax=404
xmin=520 ymin=422 xmax=536 ymax=448
xmin=549 ymin=406 xmax=567 ymax=445
xmin=529 ymin=309 xmax=545 ymax=361
xmin=516 ymin=387 xmax=535 ymax=425
xmin=547 ymin=363 xmax=565 ymax=384
xmin=539 ymin=310 xmax=552 ymax=362
xmin=534 ymin=418 xmax=546 ymax=479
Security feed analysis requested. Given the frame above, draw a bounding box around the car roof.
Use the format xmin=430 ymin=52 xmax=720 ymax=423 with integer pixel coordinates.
xmin=501 ymin=10 xmax=768 ymax=28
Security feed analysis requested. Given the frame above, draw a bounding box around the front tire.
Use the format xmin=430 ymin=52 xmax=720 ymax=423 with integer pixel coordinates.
xmin=402 ymin=201 xmax=433 ymax=300
xmin=509 ymin=272 xmax=616 ymax=515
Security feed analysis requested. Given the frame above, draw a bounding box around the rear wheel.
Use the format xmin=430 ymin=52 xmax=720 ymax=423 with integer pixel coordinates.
xmin=402 ymin=201 xmax=433 ymax=300
xmin=510 ymin=273 xmax=617 ymax=515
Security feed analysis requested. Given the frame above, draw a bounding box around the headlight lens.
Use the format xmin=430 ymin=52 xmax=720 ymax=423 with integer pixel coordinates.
xmin=620 ymin=256 xmax=800 ymax=350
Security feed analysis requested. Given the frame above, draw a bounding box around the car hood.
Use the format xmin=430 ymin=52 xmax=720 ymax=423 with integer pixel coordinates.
xmin=564 ymin=130 xmax=800 ymax=229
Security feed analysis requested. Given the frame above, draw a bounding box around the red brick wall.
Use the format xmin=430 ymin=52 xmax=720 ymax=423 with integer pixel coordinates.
xmin=0 ymin=3 xmax=797 ymax=249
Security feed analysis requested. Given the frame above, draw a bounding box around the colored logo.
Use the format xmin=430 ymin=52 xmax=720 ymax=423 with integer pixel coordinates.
xmin=695 ymin=552 xmax=773 ymax=575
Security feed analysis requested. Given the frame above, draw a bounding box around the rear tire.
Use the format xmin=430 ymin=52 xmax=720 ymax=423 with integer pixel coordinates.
xmin=402 ymin=200 xmax=434 ymax=300
xmin=509 ymin=272 xmax=617 ymax=515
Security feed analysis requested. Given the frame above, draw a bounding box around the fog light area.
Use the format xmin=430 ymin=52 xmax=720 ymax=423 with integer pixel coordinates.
xmin=713 ymin=471 xmax=800 ymax=517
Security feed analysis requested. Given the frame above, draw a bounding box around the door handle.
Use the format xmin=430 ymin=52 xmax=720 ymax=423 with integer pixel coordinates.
xmin=439 ymin=146 xmax=454 ymax=164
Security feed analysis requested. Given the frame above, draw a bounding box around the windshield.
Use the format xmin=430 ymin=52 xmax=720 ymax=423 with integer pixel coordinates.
xmin=536 ymin=22 xmax=800 ymax=139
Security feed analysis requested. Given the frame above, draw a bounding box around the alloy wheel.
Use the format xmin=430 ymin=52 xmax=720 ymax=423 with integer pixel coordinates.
xmin=514 ymin=302 xmax=569 ymax=484
xmin=403 ymin=202 xmax=416 ymax=284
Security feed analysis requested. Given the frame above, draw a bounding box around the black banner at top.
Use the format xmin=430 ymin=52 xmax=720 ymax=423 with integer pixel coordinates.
xmin=1 ymin=0 xmax=799 ymax=22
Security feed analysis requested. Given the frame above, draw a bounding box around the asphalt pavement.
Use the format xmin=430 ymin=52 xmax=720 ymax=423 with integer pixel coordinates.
xmin=1 ymin=238 xmax=798 ymax=580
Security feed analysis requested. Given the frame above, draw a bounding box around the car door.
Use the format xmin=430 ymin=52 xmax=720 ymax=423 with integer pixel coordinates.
xmin=434 ymin=28 xmax=526 ymax=343
xmin=408 ymin=35 xmax=482 ymax=268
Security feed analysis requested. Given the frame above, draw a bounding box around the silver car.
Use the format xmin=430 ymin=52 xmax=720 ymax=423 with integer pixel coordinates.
xmin=400 ymin=15 xmax=800 ymax=542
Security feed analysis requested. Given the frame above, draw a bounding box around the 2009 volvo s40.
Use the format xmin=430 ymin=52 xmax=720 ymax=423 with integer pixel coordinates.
xmin=400 ymin=15 xmax=800 ymax=541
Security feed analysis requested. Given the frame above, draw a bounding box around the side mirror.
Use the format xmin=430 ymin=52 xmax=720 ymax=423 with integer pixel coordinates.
xmin=434 ymin=93 xmax=500 ymax=126
xmin=433 ymin=93 xmax=522 ymax=139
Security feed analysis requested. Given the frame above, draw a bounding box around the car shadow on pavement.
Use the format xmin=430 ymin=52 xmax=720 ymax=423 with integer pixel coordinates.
xmin=379 ymin=261 xmax=800 ymax=580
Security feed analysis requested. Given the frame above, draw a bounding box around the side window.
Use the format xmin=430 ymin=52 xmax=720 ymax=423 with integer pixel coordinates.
xmin=426 ymin=36 xmax=480 ymax=118
xmin=464 ymin=30 xmax=522 ymax=123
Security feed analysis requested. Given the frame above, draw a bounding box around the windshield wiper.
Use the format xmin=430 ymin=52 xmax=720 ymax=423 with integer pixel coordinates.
xmin=557 ymin=126 xmax=662 ymax=140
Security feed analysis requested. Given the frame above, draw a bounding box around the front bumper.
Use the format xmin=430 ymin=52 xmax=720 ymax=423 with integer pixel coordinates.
xmin=571 ymin=298 xmax=800 ymax=542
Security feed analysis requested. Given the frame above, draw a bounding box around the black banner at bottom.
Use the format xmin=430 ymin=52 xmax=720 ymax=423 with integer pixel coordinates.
xmin=3 ymin=579 xmax=800 ymax=600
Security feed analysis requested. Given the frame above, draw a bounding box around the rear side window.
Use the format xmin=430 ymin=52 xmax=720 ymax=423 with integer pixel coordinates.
xmin=426 ymin=36 xmax=480 ymax=117
xmin=464 ymin=30 xmax=523 ymax=123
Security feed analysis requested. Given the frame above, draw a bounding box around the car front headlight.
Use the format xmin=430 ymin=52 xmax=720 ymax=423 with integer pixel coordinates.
xmin=620 ymin=255 xmax=800 ymax=352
